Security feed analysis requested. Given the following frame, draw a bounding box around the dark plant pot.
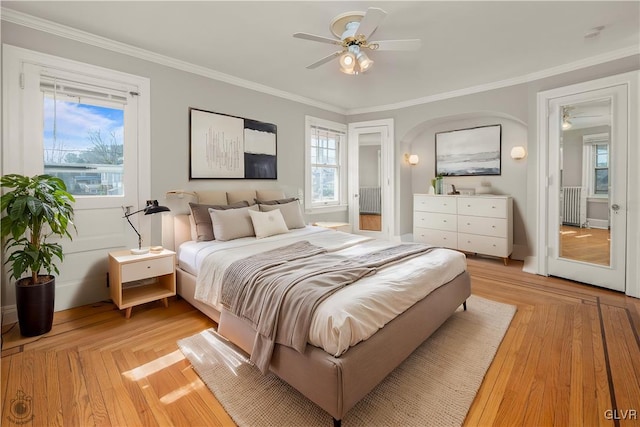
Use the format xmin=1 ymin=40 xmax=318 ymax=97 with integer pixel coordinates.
xmin=15 ymin=275 xmax=55 ymax=337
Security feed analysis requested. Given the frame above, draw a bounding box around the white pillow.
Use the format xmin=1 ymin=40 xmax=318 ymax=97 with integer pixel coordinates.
xmin=248 ymin=209 xmax=289 ymax=239
xmin=209 ymin=205 xmax=258 ymax=241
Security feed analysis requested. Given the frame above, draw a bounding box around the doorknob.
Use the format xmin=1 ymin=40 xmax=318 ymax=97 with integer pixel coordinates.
xmin=611 ymin=203 xmax=620 ymax=212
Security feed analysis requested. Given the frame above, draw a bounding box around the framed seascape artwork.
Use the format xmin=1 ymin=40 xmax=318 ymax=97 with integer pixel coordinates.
xmin=189 ymin=108 xmax=277 ymax=179
xmin=435 ymin=124 xmax=502 ymax=176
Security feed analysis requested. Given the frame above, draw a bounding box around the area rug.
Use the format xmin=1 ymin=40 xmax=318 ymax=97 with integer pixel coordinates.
xmin=177 ymin=295 xmax=516 ymax=427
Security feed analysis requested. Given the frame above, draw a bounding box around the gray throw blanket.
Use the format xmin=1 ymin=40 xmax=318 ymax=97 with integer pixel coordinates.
xmin=221 ymin=240 xmax=438 ymax=373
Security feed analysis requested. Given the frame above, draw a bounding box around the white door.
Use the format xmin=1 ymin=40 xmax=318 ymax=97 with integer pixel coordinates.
xmin=546 ymin=85 xmax=627 ymax=291
xmin=4 ymin=46 xmax=150 ymax=312
xmin=348 ymin=120 xmax=395 ymax=240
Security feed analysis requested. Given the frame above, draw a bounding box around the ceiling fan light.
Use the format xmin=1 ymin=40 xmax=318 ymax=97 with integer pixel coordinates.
xmin=562 ymin=120 xmax=572 ymax=130
xmin=339 ymin=52 xmax=356 ymax=74
xmin=356 ymin=51 xmax=374 ymax=72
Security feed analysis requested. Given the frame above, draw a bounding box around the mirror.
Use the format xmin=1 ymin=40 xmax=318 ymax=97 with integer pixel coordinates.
xmin=358 ymin=132 xmax=382 ymax=231
xmin=559 ymin=98 xmax=611 ymax=266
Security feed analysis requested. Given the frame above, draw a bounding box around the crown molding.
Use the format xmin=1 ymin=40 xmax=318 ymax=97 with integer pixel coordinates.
xmin=1 ymin=7 xmax=347 ymax=115
xmin=3 ymin=7 xmax=637 ymax=117
xmin=346 ymin=45 xmax=640 ymax=115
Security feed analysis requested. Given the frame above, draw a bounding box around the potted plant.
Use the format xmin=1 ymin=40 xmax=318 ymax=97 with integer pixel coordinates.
xmin=1 ymin=174 xmax=75 ymax=337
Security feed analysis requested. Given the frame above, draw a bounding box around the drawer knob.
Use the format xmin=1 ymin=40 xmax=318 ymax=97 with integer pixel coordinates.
xmin=492 ymin=244 xmax=496 ymax=247
xmin=467 ymin=223 xmax=470 ymax=225
xmin=492 ymin=206 xmax=496 ymax=208
xmin=492 ymin=225 xmax=495 ymax=228
xmin=467 ymin=204 xmax=471 ymax=207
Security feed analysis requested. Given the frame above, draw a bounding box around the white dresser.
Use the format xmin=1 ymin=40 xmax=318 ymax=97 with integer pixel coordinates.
xmin=413 ymin=194 xmax=513 ymax=264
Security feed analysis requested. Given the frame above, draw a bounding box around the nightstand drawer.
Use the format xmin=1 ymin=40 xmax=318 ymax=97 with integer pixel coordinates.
xmin=121 ymin=256 xmax=173 ymax=283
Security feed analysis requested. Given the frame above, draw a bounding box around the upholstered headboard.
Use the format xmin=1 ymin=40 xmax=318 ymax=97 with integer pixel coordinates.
xmin=161 ymin=189 xmax=288 ymax=251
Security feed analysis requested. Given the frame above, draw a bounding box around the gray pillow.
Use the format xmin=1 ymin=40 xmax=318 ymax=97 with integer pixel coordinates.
xmin=254 ymin=197 xmax=298 ymax=205
xmin=209 ymin=205 xmax=259 ymax=241
xmin=189 ymin=201 xmax=249 ymax=241
xmin=259 ymin=200 xmax=305 ymax=229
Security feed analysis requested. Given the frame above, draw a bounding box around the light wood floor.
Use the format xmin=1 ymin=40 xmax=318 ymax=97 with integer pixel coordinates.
xmin=560 ymin=225 xmax=611 ymax=266
xmin=2 ymin=257 xmax=639 ymax=426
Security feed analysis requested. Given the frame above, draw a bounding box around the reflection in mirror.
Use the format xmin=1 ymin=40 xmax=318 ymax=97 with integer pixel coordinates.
xmin=559 ymin=98 xmax=611 ymax=266
xmin=358 ymin=132 xmax=382 ymax=231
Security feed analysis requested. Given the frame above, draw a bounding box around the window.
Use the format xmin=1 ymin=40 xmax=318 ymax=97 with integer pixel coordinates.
xmin=582 ymin=133 xmax=609 ymax=198
xmin=305 ymin=117 xmax=347 ymax=212
xmin=594 ymin=144 xmax=608 ymax=194
xmin=42 ymin=78 xmax=127 ymax=196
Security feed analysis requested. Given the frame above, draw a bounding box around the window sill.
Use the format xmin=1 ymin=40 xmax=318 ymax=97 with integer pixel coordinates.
xmin=587 ymin=196 xmax=609 ymax=203
xmin=305 ymin=204 xmax=348 ymax=215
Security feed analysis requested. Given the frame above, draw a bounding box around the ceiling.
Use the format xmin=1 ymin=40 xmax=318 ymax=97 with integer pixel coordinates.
xmin=3 ymin=1 xmax=639 ymax=113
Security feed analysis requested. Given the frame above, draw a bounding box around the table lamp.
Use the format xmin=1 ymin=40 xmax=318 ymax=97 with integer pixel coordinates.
xmin=122 ymin=200 xmax=170 ymax=254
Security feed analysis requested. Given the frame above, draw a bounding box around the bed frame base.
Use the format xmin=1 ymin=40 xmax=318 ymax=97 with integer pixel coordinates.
xmin=217 ymin=271 xmax=471 ymax=422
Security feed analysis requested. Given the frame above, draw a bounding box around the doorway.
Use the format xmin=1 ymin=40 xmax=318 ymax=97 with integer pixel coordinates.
xmin=348 ymin=119 xmax=395 ymax=239
xmin=538 ymin=78 xmax=629 ymax=292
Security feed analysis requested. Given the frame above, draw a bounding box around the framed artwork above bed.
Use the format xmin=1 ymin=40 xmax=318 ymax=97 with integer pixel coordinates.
xmin=435 ymin=124 xmax=501 ymax=176
xmin=189 ymin=108 xmax=277 ymax=179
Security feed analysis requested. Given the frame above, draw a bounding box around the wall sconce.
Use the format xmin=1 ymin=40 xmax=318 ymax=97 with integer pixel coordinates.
xmin=510 ymin=146 xmax=527 ymax=160
xmin=404 ymin=153 xmax=420 ymax=165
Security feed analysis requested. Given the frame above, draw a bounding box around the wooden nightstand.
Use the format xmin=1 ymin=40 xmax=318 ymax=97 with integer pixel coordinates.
xmin=108 ymin=249 xmax=176 ymax=318
xmin=313 ymin=222 xmax=352 ymax=233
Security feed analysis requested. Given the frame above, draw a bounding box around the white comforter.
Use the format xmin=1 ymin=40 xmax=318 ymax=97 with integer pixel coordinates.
xmin=179 ymin=226 xmax=467 ymax=356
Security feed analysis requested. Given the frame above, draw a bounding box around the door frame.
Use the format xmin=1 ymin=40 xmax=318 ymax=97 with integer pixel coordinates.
xmin=348 ymin=119 xmax=395 ymax=239
xmin=536 ymin=71 xmax=638 ymax=296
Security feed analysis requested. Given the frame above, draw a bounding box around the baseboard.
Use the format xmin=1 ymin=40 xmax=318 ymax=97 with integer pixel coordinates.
xmin=587 ymin=218 xmax=609 ymax=229
xmin=2 ymin=305 xmax=18 ymax=326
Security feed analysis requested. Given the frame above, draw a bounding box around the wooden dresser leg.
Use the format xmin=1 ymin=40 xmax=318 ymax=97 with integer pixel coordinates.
xmin=162 ymin=297 xmax=169 ymax=308
xmin=125 ymin=307 xmax=132 ymax=319
xmin=503 ymin=257 xmax=509 ymax=266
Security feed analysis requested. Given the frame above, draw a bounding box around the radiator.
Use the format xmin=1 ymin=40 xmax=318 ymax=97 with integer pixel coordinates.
xmin=359 ymin=187 xmax=381 ymax=215
xmin=561 ymin=186 xmax=586 ymax=227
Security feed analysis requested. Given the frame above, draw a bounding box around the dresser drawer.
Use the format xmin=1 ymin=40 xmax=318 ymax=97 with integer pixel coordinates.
xmin=414 ymin=227 xmax=457 ymax=249
xmin=121 ymin=256 xmax=174 ymax=283
xmin=457 ymin=197 xmax=507 ymax=218
xmin=414 ymin=195 xmax=456 ymax=214
xmin=458 ymin=215 xmax=507 ymax=238
xmin=414 ymin=211 xmax=457 ymax=232
xmin=458 ymin=233 xmax=508 ymax=257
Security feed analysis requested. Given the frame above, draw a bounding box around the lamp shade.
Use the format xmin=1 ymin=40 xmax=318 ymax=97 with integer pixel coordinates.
xmin=339 ymin=52 xmax=356 ymax=74
xmin=144 ymin=200 xmax=170 ymax=214
xmin=408 ymin=154 xmax=419 ymax=165
xmin=510 ymin=146 xmax=527 ymax=160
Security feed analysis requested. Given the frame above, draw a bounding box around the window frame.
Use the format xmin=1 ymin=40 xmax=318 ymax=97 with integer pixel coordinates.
xmin=304 ymin=116 xmax=348 ymax=213
xmin=4 ymin=45 xmax=150 ymax=211
xmin=581 ymin=133 xmax=609 ymax=199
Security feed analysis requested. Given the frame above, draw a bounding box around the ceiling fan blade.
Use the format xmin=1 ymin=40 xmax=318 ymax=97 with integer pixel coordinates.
xmin=293 ymin=32 xmax=342 ymax=46
xmin=371 ymin=39 xmax=422 ymax=51
xmin=355 ymin=7 xmax=387 ymax=39
xmin=306 ymin=51 xmax=343 ymax=69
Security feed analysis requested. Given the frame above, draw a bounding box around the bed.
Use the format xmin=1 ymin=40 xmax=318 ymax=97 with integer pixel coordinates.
xmin=162 ymin=189 xmax=471 ymax=425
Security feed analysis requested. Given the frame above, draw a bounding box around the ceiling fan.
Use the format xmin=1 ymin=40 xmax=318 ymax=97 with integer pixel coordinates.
xmin=293 ymin=7 xmax=421 ymax=75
